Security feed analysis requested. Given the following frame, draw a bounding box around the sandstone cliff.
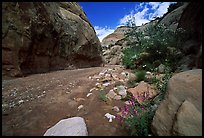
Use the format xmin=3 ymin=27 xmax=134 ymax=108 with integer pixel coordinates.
xmin=158 ymin=3 xmax=188 ymax=31
xmin=101 ymin=26 xmax=131 ymax=48
xmin=177 ymin=2 xmax=202 ymax=69
xmin=2 ymin=2 xmax=103 ymax=77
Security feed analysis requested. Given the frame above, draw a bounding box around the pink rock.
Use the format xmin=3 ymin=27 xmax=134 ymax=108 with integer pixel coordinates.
xmin=127 ymin=81 xmax=156 ymax=104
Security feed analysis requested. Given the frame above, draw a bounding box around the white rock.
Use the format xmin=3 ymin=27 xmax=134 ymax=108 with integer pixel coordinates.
xmin=108 ymin=69 xmax=113 ymax=72
xmin=146 ymin=71 xmax=152 ymax=75
xmin=102 ymin=82 xmax=110 ymax=87
xmin=124 ymin=101 xmax=131 ymax=105
xmin=18 ymin=100 xmax=24 ymax=104
xmin=104 ymin=113 xmax=115 ymax=122
xmin=77 ymin=105 xmax=84 ymax=110
xmin=121 ymin=72 xmax=127 ymax=76
xmin=99 ymin=72 xmax=105 ymax=76
xmin=105 ymin=73 xmax=111 ymax=78
xmin=89 ymin=88 xmax=95 ymax=92
xmin=43 ymin=117 xmax=88 ymax=136
xmin=86 ymin=93 xmax=92 ymax=97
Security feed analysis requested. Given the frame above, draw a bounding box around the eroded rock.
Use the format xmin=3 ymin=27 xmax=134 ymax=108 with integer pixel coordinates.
xmin=2 ymin=2 xmax=103 ymax=77
xmin=151 ymin=69 xmax=202 ymax=136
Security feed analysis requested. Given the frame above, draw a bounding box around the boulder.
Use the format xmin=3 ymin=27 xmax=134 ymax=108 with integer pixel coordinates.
xmin=172 ymin=100 xmax=202 ymax=136
xmin=116 ymin=85 xmax=127 ymax=98
xmin=43 ymin=117 xmax=88 ymax=136
xmin=2 ymin=2 xmax=103 ymax=77
xmin=151 ymin=69 xmax=202 ymax=136
xmin=128 ymin=81 xmax=157 ymax=104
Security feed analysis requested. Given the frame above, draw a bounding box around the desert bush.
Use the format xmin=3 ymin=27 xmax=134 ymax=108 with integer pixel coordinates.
xmin=122 ymin=22 xmax=187 ymax=72
xmin=135 ymin=70 xmax=146 ymax=82
xmin=97 ymin=90 xmax=107 ymax=102
xmin=116 ymin=95 xmax=155 ymax=136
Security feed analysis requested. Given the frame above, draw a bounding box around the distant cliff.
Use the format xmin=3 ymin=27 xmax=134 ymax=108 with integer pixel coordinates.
xmin=101 ymin=26 xmax=131 ymax=48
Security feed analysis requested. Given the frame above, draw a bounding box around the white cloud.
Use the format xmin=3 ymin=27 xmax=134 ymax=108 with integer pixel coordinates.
xmin=94 ymin=26 xmax=115 ymax=42
xmin=149 ymin=2 xmax=173 ymax=19
xmin=119 ymin=6 xmax=150 ymax=26
xmin=119 ymin=2 xmax=175 ymax=26
xmin=119 ymin=4 xmax=150 ymax=26
xmin=149 ymin=2 xmax=161 ymax=10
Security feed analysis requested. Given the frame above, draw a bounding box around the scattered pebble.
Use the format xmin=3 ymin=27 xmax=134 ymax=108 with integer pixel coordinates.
xmin=86 ymin=93 xmax=92 ymax=97
xmin=113 ymin=95 xmax=122 ymax=100
xmin=2 ymin=103 xmax=8 ymax=108
xmin=105 ymin=74 xmax=111 ymax=78
xmin=124 ymin=101 xmax=131 ymax=105
xmin=77 ymin=105 xmax=84 ymax=110
xmin=102 ymin=82 xmax=110 ymax=87
xmin=99 ymin=72 xmax=105 ymax=76
xmin=112 ymin=106 xmax=120 ymax=112
xmin=95 ymin=82 xmax=100 ymax=86
xmin=89 ymin=88 xmax=95 ymax=92
xmin=104 ymin=113 xmax=115 ymax=122
xmin=18 ymin=100 xmax=24 ymax=105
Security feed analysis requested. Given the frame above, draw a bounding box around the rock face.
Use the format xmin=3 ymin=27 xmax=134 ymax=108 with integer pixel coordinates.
xmin=103 ymin=45 xmax=123 ymax=65
xmin=43 ymin=117 xmax=88 ymax=136
xmin=101 ymin=26 xmax=130 ymax=48
xmin=2 ymin=2 xmax=103 ymax=77
xmin=158 ymin=3 xmax=188 ymax=31
xmin=151 ymin=69 xmax=202 ymax=136
xmin=101 ymin=26 xmax=131 ymax=65
xmin=177 ymin=2 xmax=202 ymax=69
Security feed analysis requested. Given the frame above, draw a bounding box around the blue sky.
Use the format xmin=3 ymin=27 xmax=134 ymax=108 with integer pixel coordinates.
xmin=79 ymin=2 xmax=176 ymax=41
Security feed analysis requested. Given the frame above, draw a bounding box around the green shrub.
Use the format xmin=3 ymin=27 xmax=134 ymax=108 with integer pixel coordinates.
xmin=122 ymin=22 xmax=187 ymax=72
xmin=122 ymin=46 xmax=140 ymax=69
xmin=155 ymin=72 xmax=172 ymax=100
xmin=127 ymin=79 xmax=137 ymax=88
xmin=97 ymin=90 xmax=107 ymax=102
xmin=135 ymin=70 xmax=146 ymax=82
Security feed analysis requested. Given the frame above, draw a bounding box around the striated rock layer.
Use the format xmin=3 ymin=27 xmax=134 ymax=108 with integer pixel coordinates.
xmin=2 ymin=2 xmax=103 ymax=77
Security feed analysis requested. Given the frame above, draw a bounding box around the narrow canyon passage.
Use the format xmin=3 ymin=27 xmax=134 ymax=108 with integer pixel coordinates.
xmin=2 ymin=65 xmax=130 ymax=136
